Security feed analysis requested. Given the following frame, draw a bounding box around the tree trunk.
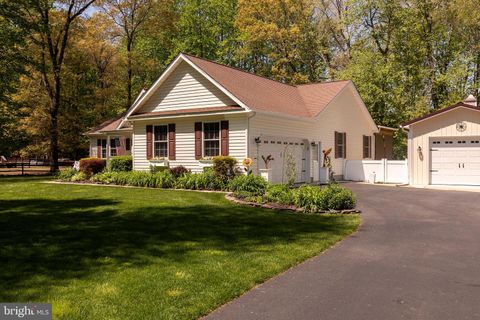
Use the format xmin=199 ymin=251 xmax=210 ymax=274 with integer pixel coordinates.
xmin=127 ymin=41 xmax=132 ymax=109
xmin=49 ymin=75 xmax=61 ymax=172
xmin=475 ymin=52 xmax=480 ymax=105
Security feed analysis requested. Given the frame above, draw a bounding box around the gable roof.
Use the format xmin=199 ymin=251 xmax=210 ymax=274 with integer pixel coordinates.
xmin=402 ymin=102 xmax=480 ymax=127
xmin=125 ymin=53 xmax=354 ymax=120
xmin=85 ymin=115 xmax=132 ymax=135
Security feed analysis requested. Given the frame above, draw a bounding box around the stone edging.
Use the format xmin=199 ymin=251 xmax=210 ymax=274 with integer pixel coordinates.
xmin=225 ymin=194 xmax=361 ymax=214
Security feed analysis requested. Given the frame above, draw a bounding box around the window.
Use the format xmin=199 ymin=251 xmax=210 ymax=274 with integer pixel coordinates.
xmin=363 ymin=135 xmax=372 ymax=159
xmin=110 ymin=137 xmax=120 ymax=157
xmin=203 ymin=122 xmax=220 ymax=157
xmin=335 ymin=132 xmax=346 ymax=158
xmin=100 ymin=139 xmax=107 ymax=158
xmin=154 ymin=125 xmax=168 ymax=158
xmin=125 ymin=138 xmax=131 ymax=151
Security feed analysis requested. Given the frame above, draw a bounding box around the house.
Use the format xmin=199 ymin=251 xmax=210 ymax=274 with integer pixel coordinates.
xmin=87 ymin=53 xmax=385 ymax=184
xmin=402 ymin=95 xmax=480 ymax=186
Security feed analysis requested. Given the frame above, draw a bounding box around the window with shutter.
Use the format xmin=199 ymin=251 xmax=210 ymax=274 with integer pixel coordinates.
xmin=154 ymin=125 xmax=168 ymax=158
xmin=335 ymin=132 xmax=346 ymax=158
xmin=363 ymin=135 xmax=371 ymax=159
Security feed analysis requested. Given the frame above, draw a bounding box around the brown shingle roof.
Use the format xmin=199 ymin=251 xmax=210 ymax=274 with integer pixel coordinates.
xmin=183 ymin=54 xmax=350 ymax=118
xmin=85 ymin=116 xmax=132 ymax=135
xmin=402 ymin=102 xmax=480 ymax=127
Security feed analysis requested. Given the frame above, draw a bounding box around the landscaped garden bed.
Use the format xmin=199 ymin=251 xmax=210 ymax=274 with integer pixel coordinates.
xmin=57 ymin=156 xmax=357 ymax=213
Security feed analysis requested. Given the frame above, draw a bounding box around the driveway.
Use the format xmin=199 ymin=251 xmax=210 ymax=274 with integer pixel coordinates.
xmin=205 ymin=184 xmax=480 ymax=320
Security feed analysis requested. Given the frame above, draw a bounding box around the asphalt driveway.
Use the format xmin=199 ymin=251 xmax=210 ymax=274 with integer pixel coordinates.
xmin=205 ymin=184 xmax=480 ymax=320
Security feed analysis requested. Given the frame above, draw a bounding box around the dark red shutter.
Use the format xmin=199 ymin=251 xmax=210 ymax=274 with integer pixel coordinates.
xmin=146 ymin=125 xmax=153 ymax=159
xmin=97 ymin=139 xmax=102 ymax=158
xmin=195 ymin=122 xmax=202 ymax=160
xmin=344 ymin=132 xmax=347 ymax=158
xmin=221 ymin=120 xmax=229 ymax=156
xmin=168 ymin=123 xmax=176 ymax=160
xmin=334 ymin=132 xmax=339 ymax=159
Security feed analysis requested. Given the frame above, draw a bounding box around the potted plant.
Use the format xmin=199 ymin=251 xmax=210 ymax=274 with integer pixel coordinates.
xmin=242 ymin=157 xmax=253 ymax=175
xmin=150 ymin=156 xmax=169 ymax=167
xmin=259 ymin=155 xmax=274 ymax=182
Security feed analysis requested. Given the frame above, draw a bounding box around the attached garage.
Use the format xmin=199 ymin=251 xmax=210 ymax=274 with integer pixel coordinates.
xmin=403 ymin=95 xmax=480 ymax=186
xmin=256 ymin=136 xmax=308 ymax=184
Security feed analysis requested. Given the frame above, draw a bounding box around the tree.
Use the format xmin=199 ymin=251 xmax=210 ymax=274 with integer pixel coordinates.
xmin=1 ymin=0 xmax=97 ymax=171
xmin=101 ymin=0 xmax=154 ymax=109
xmin=236 ymin=0 xmax=325 ymax=83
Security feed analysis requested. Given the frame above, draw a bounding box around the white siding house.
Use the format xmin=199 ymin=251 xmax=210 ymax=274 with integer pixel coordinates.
xmin=88 ymin=53 xmax=381 ymax=183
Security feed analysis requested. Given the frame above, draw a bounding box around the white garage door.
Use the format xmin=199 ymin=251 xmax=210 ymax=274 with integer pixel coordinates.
xmin=430 ymin=137 xmax=480 ymax=185
xmin=258 ymin=137 xmax=307 ymax=184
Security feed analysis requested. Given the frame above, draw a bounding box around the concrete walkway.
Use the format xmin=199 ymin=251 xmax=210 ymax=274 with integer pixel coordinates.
xmin=204 ymin=183 xmax=480 ymax=320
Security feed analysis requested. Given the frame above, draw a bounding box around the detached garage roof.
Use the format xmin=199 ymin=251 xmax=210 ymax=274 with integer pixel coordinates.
xmin=402 ymin=99 xmax=480 ymax=127
xmin=124 ymin=53 xmax=354 ymax=120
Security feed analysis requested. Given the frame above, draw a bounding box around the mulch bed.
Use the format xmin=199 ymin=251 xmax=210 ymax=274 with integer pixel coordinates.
xmin=225 ymin=194 xmax=361 ymax=214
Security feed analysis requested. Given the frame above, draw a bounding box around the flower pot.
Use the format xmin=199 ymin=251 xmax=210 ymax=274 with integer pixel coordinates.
xmin=259 ymin=168 xmax=272 ymax=182
xmin=319 ymin=167 xmax=330 ymax=183
xmin=149 ymin=159 xmax=169 ymax=167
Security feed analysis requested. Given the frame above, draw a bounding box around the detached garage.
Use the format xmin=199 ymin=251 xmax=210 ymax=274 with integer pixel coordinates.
xmin=402 ymin=95 xmax=480 ymax=186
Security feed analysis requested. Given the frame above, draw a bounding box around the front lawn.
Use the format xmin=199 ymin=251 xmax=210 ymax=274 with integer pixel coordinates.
xmin=0 ymin=177 xmax=359 ymax=320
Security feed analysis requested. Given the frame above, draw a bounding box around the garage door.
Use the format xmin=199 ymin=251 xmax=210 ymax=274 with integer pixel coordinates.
xmin=258 ymin=137 xmax=307 ymax=184
xmin=430 ymin=137 xmax=480 ymax=185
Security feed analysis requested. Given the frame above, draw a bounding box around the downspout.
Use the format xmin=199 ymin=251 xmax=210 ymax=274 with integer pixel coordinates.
xmin=246 ymin=111 xmax=256 ymax=171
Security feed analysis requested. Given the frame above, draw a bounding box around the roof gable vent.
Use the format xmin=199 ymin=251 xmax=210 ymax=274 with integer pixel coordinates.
xmin=464 ymin=94 xmax=477 ymax=106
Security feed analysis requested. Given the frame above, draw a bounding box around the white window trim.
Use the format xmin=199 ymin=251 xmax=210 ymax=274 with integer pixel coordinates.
xmin=100 ymin=139 xmax=107 ymax=159
xmin=203 ymin=122 xmax=221 ymax=157
xmin=153 ymin=125 xmax=169 ymax=158
xmin=110 ymin=137 xmax=120 ymax=157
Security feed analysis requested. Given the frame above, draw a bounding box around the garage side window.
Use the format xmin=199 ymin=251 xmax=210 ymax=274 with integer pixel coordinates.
xmin=154 ymin=125 xmax=168 ymax=158
xmin=204 ymin=122 xmax=220 ymax=157
xmin=363 ymin=135 xmax=372 ymax=159
xmin=335 ymin=131 xmax=346 ymax=158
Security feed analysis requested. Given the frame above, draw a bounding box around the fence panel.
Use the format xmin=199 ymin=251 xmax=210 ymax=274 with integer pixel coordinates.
xmin=345 ymin=159 xmax=408 ymax=184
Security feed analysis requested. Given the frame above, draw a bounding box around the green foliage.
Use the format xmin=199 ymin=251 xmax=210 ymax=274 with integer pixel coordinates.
xmin=56 ymin=167 xmax=78 ymax=181
xmin=79 ymin=158 xmax=107 ymax=175
xmin=284 ymin=149 xmax=297 ymax=186
xmin=92 ymin=171 xmax=175 ymax=189
xmin=71 ymin=171 xmax=89 ymax=182
xmin=150 ymin=165 xmax=169 ymax=173
xmin=294 ymin=184 xmax=356 ymax=213
xmin=228 ymin=174 xmax=268 ymax=196
xmin=212 ymin=156 xmax=237 ymax=181
xmin=108 ymin=155 xmax=133 ymax=172
xmin=265 ymin=184 xmax=295 ymax=205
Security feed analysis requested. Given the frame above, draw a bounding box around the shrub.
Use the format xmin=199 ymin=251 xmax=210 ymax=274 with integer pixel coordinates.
xmin=294 ymin=184 xmax=356 ymax=212
xmin=71 ymin=171 xmax=89 ymax=182
xmin=108 ymin=155 xmax=132 ymax=172
xmin=169 ymin=166 xmax=191 ymax=178
xmin=150 ymin=165 xmax=168 ymax=174
xmin=228 ymin=174 xmax=268 ymax=196
xmin=265 ymin=184 xmax=295 ymax=205
xmin=79 ymin=158 xmax=106 ymax=175
xmin=91 ymin=171 xmax=175 ymax=188
xmin=56 ymin=167 xmax=77 ymax=181
xmin=212 ymin=156 xmax=237 ymax=181
xmin=321 ymin=184 xmax=356 ymax=211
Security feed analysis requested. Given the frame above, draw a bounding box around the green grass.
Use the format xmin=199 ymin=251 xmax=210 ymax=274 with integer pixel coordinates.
xmin=0 ymin=176 xmax=360 ymax=320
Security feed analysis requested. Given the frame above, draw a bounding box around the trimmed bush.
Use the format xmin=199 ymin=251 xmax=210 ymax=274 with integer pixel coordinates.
xmin=294 ymin=184 xmax=356 ymax=212
xmin=71 ymin=171 xmax=88 ymax=182
xmin=212 ymin=156 xmax=237 ymax=181
xmin=56 ymin=167 xmax=78 ymax=181
xmin=169 ymin=166 xmax=191 ymax=178
xmin=92 ymin=171 xmax=175 ymax=188
xmin=228 ymin=174 xmax=268 ymax=196
xmin=265 ymin=184 xmax=295 ymax=205
xmin=79 ymin=158 xmax=106 ymax=175
xmin=108 ymin=155 xmax=132 ymax=172
xmin=150 ymin=165 xmax=168 ymax=174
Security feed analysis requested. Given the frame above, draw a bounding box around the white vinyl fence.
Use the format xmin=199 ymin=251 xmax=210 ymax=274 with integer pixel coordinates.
xmin=344 ymin=159 xmax=408 ymax=184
